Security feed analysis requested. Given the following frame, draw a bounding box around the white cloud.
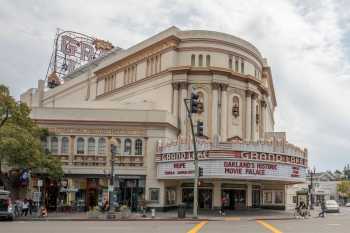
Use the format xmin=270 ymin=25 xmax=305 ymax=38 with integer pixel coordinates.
xmin=0 ymin=0 xmax=349 ymax=171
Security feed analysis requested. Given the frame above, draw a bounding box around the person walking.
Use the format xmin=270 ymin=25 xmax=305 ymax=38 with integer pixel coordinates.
xmin=22 ymin=199 xmax=30 ymax=216
xmin=319 ymin=200 xmax=326 ymax=218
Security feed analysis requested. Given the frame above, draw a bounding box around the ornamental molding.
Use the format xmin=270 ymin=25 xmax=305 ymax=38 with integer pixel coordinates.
xmin=47 ymin=127 xmax=146 ymax=136
xmin=95 ymin=36 xmax=180 ymax=78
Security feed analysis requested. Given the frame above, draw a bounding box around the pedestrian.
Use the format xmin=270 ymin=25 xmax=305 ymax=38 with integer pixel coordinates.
xmin=22 ymin=199 xmax=30 ymax=216
xmin=220 ymin=195 xmax=227 ymax=216
xmin=319 ymin=200 xmax=326 ymax=218
xmin=28 ymin=199 xmax=33 ymax=215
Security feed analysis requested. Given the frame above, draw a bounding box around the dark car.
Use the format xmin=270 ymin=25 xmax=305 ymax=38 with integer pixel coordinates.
xmin=0 ymin=190 xmax=15 ymax=220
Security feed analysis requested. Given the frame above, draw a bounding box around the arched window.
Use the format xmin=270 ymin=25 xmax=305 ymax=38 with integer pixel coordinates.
xmin=135 ymin=139 xmax=143 ymax=155
xmin=97 ymin=138 xmax=106 ymax=155
xmin=241 ymin=61 xmax=245 ymax=74
xmin=88 ymin=137 xmax=96 ymax=155
xmin=232 ymin=96 xmax=240 ymax=118
xmin=198 ymin=54 xmax=203 ymax=66
xmin=61 ymin=137 xmax=69 ymax=154
xmin=77 ymin=137 xmax=85 ymax=154
xmin=191 ymin=54 xmax=195 ymax=66
xmin=115 ymin=138 xmax=121 ymax=155
xmin=124 ymin=139 xmax=132 ymax=155
xmin=229 ymin=57 xmax=233 ymax=69
xmin=206 ymin=55 xmax=210 ymax=66
xmin=51 ymin=137 xmax=58 ymax=154
xmin=197 ymin=91 xmax=204 ymax=114
xmin=256 ymin=105 xmax=260 ymax=125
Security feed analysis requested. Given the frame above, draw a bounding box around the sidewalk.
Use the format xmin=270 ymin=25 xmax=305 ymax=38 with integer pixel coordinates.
xmin=15 ymin=208 xmax=300 ymax=221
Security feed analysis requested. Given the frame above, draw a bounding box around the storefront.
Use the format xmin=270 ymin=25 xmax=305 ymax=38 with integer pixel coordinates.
xmin=115 ymin=175 xmax=145 ymax=211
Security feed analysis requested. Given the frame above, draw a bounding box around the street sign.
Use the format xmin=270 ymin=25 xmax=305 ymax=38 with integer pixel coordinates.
xmin=33 ymin=192 xmax=41 ymax=202
xmin=37 ymin=179 xmax=43 ymax=187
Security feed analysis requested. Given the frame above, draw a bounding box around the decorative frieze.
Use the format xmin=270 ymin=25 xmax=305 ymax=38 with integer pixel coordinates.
xmin=48 ymin=127 xmax=146 ymax=136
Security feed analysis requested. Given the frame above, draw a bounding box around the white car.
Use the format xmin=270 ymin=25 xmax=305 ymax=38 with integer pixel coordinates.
xmin=345 ymin=202 xmax=350 ymax=207
xmin=325 ymin=200 xmax=340 ymax=213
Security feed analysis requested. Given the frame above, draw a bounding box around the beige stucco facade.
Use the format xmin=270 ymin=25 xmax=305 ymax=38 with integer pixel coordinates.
xmin=21 ymin=26 xmax=307 ymax=211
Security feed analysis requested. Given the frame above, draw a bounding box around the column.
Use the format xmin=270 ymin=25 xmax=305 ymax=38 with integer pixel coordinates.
xmin=69 ymin=135 xmax=75 ymax=165
xmin=220 ymin=84 xmax=228 ymax=141
xmin=179 ymin=82 xmax=188 ymax=137
xmin=172 ymin=83 xmax=179 ymax=120
xmin=246 ymin=183 xmax=253 ymax=208
xmin=251 ymin=94 xmax=257 ymax=141
xmin=211 ymin=83 xmax=220 ymax=138
xmin=260 ymin=100 xmax=267 ymax=139
xmin=245 ymin=91 xmax=252 ymax=141
xmin=213 ymin=181 xmax=222 ymax=210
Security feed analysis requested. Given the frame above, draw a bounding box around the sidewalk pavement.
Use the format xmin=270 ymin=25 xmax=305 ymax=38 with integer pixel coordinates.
xmin=15 ymin=208 xmax=316 ymax=221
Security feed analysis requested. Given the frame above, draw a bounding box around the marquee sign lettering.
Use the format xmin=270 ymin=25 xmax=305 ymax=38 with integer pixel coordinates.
xmin=157 ymin=159 xmax=306 ymax=182
xmin=45 ymin=29 xmax=114 ymax=88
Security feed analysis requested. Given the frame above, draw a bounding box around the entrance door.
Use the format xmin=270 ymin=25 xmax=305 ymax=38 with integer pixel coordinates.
xmin=182 ymin=188 xmax=213 ymax=209
xmin=252 ymin=190 xmax=261 ymax=208
xmin=222 ymin=190 xmax=246 ymax=210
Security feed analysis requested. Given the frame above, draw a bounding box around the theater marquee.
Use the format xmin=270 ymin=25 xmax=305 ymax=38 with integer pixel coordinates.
xmin=157 ymin=159 xmax=306 ymax=182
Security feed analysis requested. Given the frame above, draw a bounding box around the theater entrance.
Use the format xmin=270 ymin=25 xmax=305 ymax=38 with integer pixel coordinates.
xmin=222 ymin=189 xmax=246 ymax=210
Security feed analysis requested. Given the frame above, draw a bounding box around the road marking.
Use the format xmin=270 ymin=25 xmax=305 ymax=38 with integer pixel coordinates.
xmin=257 ymin=220 xmax=283 ymax=233
xmin=187 ymin=221 xmax=208 ymax=233
xmin=224 ymin=217 xmax=241 ymax=221
xmin=327 ymin=224 xmax=340 ymax=226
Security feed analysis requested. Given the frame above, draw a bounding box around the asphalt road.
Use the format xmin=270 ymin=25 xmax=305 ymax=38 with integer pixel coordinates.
xmin=1 ymin=208 xmax=350 ymax=233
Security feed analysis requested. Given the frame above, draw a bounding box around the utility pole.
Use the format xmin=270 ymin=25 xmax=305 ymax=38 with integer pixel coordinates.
xmin=184 ymin=92 xmax=200 ymax=219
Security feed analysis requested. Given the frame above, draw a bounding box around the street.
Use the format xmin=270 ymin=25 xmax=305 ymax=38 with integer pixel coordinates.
xmin=1 ymin=208 xmax=350 ymax=233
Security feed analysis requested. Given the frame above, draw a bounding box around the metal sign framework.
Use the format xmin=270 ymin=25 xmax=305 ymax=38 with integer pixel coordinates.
xmin=45 ymin=29 xmax=114 ymax=88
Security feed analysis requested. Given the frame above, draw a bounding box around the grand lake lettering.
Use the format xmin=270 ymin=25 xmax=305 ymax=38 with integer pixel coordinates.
xmin=224 ymin=161 xmax=277 ymax=176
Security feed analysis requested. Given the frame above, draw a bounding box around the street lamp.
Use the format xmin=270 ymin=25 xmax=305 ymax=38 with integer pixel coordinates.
xmin=107 ymin=140 xmax=117 ymax=219
xmin=308 ymin=166 xmax=316 ymax=210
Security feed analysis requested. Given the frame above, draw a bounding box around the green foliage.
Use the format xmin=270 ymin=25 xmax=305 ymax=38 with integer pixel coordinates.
xmin=337 ymin=180 xmax=350 ymax=198
xmin=0 ymin=84 xmax=63 ymax=182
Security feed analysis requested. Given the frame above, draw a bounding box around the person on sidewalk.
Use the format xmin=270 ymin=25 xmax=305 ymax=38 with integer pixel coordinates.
xmin=319 ymin=200 xmax=326 ymax=218
xmin=21 ymin=199 xmax=29 ymax=216
xmin=220 ymin=195 xmax=228 ymax=216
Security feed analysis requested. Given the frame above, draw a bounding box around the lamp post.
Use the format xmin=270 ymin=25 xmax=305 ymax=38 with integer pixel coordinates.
xmin=107 ymin=142 xmax=117 ymax=218
xmin=308 ymin=167 xmax=316 ymax=210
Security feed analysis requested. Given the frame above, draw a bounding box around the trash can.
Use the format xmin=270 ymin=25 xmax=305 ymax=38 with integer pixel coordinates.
xmin=178 ymin=203 xmax=186 ymax=218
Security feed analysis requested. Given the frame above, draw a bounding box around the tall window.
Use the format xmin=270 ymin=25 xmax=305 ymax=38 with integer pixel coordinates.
xmin=135 ymin=139 xmax=143 ymax=155
xmin=206 ymin=55 xmax=210 ymax=66
xmin=61 ymin=137 xmax=69 ymax=154
xmin=241 ymin=61 xmax=245 ymax=74
xmin=77 ymin=137 xmax=85 ymax=154
xmin=51 ymin=137 xmax=58 ymax=154
xmin=232 ymin=96 xmax=240 ymax=118
xmin=198 ymin=54 xmax=203 ymax=66
xmin=235 ymin=58 xmax=239 ymax=72
xmin=42 ymin=137 xmax=48 ymax=152
xmin=229 ymin=57 xmax=233 ymax=69
xmin=191 ymin=54 xmax=195 ymax=66
xmin=124 ymin=139 xmax=132 ymax=155
xmin=97 ymin=137 xmax=106 ymax=155
xmin=88 ymin=137 xmax=96 ymax=155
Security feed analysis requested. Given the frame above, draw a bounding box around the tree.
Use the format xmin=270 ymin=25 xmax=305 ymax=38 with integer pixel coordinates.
xmin=0 ymin=84 xmax=63 ymax=196
xmin=337 ymin=180 xmax=350 ymax=199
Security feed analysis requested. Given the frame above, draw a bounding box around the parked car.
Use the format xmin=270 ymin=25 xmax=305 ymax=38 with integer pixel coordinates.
xmin=0 ymin=190 xmax=15 ymax=220
xmin=325 ymin=200 xmax=340 ymax=213
xmin=345 ymin=202 xmax=350 ymax=207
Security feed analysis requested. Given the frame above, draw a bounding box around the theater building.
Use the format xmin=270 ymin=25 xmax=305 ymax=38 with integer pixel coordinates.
xmin=21 ymin=26 xmax=307 ymax=211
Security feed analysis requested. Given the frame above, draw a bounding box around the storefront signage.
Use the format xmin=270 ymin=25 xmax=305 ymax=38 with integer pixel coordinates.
xmin=157 ymin=159 xmax=306 ymax=182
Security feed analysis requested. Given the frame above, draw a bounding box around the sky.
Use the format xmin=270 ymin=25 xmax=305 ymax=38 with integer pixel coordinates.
xmin=0 ymin=0 xmax=349 ymax=172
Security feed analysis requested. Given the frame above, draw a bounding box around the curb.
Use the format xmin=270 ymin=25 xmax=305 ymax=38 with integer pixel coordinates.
xmin=15 ymin=218 xmax=215 ymax=222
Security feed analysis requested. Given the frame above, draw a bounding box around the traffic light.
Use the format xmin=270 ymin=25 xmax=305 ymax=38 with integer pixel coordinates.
xmin=190 ymin=93 xmax=199 ymax=113
xmin=199 ymin=167 xmax=204 ymax=177
xmin=197 ymin=121 xmax=204 ymax=137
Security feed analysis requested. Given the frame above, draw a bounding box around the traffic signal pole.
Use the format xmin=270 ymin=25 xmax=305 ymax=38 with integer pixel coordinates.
xmin=184 ymin=97 xmax=199 ymax=219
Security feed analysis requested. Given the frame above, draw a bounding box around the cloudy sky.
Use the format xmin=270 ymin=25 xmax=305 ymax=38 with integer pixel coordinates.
xmin=0 ymin=0 xmax=349 ymax=171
